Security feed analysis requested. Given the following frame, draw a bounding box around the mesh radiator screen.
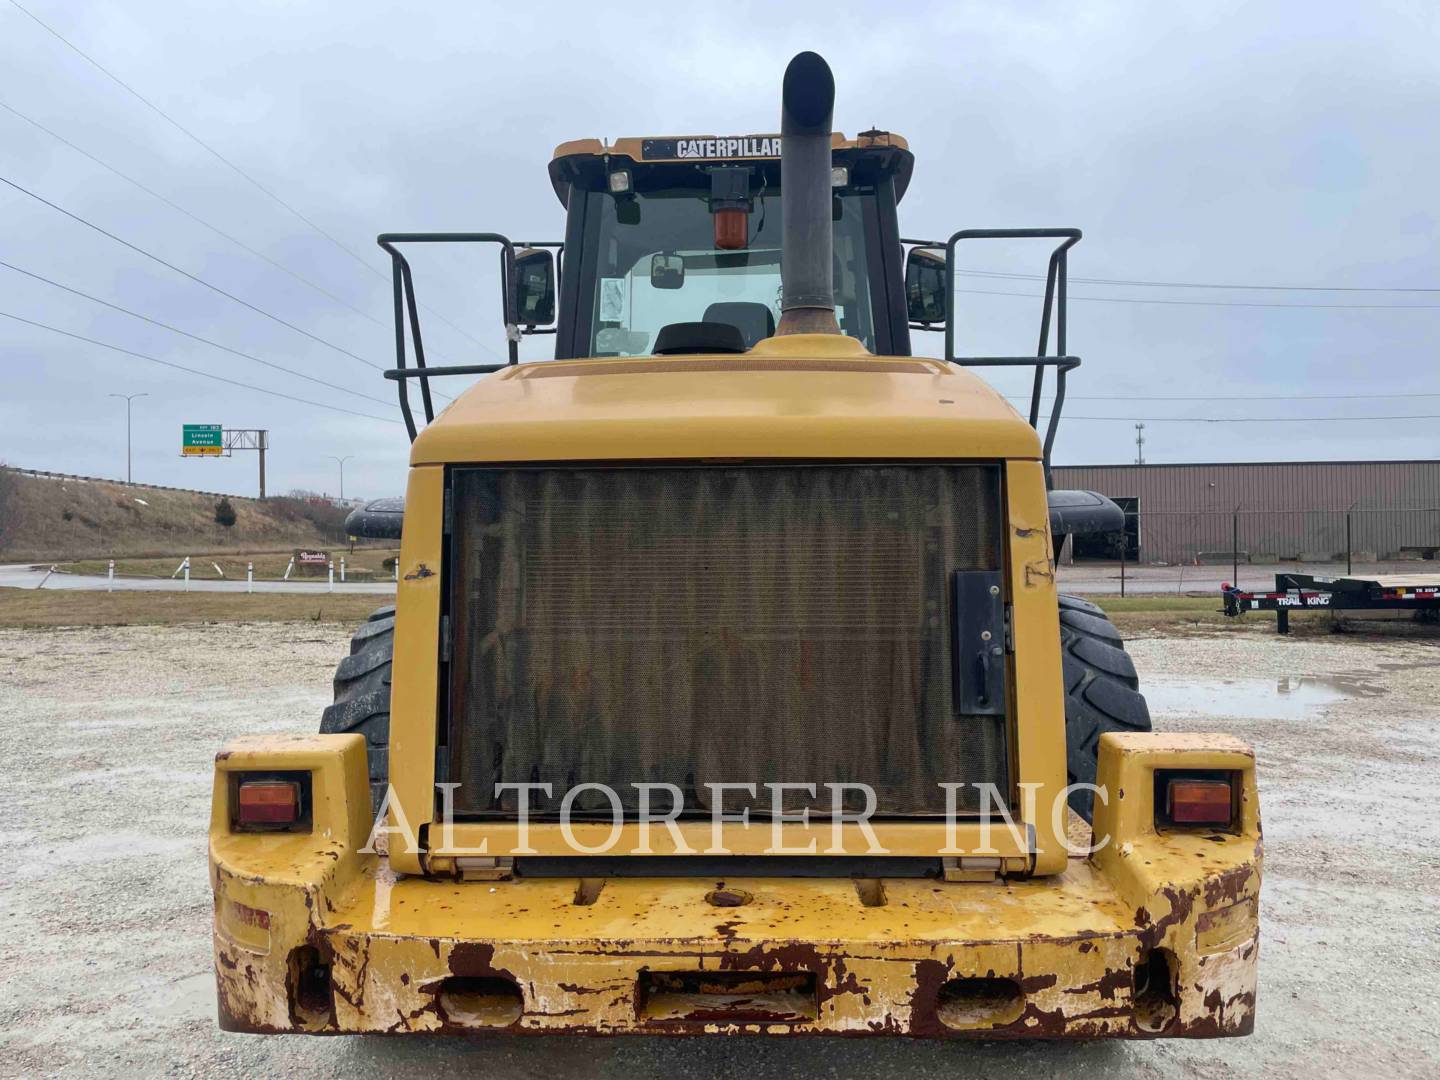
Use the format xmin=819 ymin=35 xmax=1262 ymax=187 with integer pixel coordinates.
xmin=447 ymin=464 xmax=1007 ymax=816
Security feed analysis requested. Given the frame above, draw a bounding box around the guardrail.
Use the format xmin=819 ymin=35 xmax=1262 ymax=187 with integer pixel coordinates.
xmin=4 ymin=465 xmax=253 ymax=502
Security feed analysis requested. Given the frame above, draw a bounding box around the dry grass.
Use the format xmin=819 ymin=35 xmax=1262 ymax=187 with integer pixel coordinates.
xmin=2 ymin=585 xmax=1398 ymax=639
xmin=0 ymin=588 xmax=383 ymax=628
xmin=0 ymin=469 xmax=354 ymax=561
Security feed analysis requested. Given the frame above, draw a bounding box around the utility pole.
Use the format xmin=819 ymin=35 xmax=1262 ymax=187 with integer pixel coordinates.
xmin=1134 ymin=422 xmax=1146 ymax=466
xmin=327 ymin=455 xmax=354 ymax=502
xmin=108 ymin=392 xmax=148 ymax=483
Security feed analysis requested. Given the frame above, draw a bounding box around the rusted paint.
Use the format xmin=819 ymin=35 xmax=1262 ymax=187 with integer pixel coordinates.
xmin=209 ymin=734 xmax=1262 ymax=1040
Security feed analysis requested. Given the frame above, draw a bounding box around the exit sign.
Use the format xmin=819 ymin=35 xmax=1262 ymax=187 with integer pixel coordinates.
xmin=182 ymin=424 xmax=223 ymax=457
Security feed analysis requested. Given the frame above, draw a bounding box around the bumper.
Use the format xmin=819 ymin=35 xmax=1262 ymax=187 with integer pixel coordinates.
xmin=211 ymin=733 xmax=1261 ymax=1039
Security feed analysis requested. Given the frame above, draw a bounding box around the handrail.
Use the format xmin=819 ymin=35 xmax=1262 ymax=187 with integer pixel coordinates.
xmin=905 ymin=229 xmax=1082 ymax=477
xmin=377 ymin=232 xmax=520 ymax=441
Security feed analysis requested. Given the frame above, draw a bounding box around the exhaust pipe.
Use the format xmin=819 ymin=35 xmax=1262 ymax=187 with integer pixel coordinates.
xmin=776 ymin=51 xmax=840 ymax=336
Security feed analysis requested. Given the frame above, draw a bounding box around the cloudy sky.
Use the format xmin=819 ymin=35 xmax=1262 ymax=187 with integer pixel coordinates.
xmin=1 ymin=0 xmax=1436 ymax=499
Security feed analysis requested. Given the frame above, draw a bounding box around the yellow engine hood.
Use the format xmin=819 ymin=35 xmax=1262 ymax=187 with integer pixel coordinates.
xmin=410 ymin=335 xmax=1041 ymax=465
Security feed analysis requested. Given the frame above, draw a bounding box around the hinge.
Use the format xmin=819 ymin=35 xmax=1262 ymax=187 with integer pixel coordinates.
xmin=1004 ymin=603 xmax=1014 ymax=653
xmin=942 ymin=856 xmax=1002 ymax=883
xmin=439 ymin=614 xmax=452 ymax=662
xmin=456 ymin=856 xmax=514 ymax=881
xmin=442 ymin=487 xmax=453 ymax=534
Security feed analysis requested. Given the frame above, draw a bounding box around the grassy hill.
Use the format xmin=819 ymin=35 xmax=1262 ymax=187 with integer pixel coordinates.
xmin=0 ymin=467 xmax=355 ymax=561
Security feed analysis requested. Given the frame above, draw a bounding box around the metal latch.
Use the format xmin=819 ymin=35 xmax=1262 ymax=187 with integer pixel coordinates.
xmin=942 ymin=856 xmax=1003 ymax=883
xmin=455 ymin=856 xmax=514 ymax=881
xmin=952 ymin=570 xmax=1007 ymax=715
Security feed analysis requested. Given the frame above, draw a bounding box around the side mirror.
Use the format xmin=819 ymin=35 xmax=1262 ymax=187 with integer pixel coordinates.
xmin=513 ymin=248 xmax=556 ymax=326
xmin=905 ymin=247 xmax=948 ymax=325
xmin=650 ymin=253 xmax=685 ymax=290
xmin=616 ymin=195 xmax=641 ymax=226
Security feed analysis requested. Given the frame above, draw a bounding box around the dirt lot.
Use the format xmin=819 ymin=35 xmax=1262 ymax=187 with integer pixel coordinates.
xmin=1 ymin=615 xmax=1437 ymax=1078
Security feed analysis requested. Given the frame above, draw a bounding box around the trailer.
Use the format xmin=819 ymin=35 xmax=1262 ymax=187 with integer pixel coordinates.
xmin=1222 ymin=572 xmax=1440 ymax=634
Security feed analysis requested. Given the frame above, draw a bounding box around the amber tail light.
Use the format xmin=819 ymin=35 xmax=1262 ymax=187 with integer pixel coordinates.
xmin=230 ymin=772 xmax=311 ymax=832
xmin=1156 ymin=771 xmax=1236 ymax=829
xmin=713 ymin=208 xmax=749 ymax=250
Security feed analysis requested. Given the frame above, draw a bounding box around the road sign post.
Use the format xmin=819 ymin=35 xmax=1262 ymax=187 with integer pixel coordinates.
xmin=180 ymin=426 xmax=269 ymax=497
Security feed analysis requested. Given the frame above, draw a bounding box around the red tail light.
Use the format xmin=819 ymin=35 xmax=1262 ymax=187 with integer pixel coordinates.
xmin=1164 ymin=777 xmax=1234 ymax=826
xmin=235 ymin=779 xmax=302 ymax=829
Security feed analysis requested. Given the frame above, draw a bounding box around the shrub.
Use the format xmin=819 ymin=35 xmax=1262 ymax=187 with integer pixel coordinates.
xmin=214 ymin=497 xmax=237 ymax=528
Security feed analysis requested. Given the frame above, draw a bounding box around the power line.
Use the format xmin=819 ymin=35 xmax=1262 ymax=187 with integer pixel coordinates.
xmin=1011 ymin=391 xmax=1440 ymax=402
xmin=0 ymin=98 xmax=389 ymax=331
xmin=954 ymin=267 xmax=1440 ymax=293
xmin=955 ymin=284 xmax=1440 ymax=310
xmin=0 ymin=173 xmax=388 ymax=370
xmin=0 ymin=258 xmax=398 ymax=408
xmin=0 ymin=96 xmax=475 ymax=370
xmin=6 ymin=0 xmax=383 ymax=278
xmin=6 ymin=0 xmax=504 ymax=361
xmin=1065 ymin=413 xmax=1440 ymax=423
xmin=0 ymin=309 xmax=403 ymax=424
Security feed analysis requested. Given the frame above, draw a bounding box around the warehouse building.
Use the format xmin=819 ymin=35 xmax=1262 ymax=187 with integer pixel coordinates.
xmin=1051 ymin=460 xmax=1440 ymax=565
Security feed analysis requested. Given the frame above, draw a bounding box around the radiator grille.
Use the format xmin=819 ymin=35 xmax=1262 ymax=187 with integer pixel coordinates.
xmin=447 ymin=464 xmax=1007 ymax=816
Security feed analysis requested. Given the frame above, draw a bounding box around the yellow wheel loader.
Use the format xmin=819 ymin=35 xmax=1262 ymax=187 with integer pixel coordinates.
xmin=210 ymin=52 xmax=1260 ymax=1039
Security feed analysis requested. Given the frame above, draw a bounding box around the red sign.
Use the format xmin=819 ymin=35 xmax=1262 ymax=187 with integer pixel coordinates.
xmin=295 ymin=550 xmax=329 ymax=566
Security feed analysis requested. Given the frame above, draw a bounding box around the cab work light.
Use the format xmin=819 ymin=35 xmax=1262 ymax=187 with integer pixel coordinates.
xmin=1156 ymin=771 xmax=1236 ymax=829
xmin=231 ymin=773 xmax=310 ymax=832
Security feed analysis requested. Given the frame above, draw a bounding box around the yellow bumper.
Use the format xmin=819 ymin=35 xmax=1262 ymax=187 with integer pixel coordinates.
xmin=210 ymin=732 xmax=1260 ymax=1039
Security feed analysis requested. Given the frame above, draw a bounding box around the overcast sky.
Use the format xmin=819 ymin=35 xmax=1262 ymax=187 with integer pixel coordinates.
xmin=1 ymin=0 xmax=1436 ymax=499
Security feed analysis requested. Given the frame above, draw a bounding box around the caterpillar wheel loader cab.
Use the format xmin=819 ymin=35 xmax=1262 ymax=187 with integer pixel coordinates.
xmin=210 ymin=52 xmax=1261 ymax=1040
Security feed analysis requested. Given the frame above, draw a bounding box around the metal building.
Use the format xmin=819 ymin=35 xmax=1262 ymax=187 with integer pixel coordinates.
xmin=1051 ymin=460 xmax=1440 ymax=565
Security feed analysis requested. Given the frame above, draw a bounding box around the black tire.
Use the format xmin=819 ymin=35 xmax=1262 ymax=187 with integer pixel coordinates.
xmin=1059 ymin=594 xmax=1151 ymax=821
xmin=319 ymin=607 xmax=393 ymax=812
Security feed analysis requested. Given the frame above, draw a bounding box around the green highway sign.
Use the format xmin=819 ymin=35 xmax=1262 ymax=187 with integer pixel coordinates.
xmin=182 ymin=424 xmax=223 ymax=457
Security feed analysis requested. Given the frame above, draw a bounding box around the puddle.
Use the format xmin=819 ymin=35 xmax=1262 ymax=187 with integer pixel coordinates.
xmin=1143 ymin=675 xmax=1379 ymax=720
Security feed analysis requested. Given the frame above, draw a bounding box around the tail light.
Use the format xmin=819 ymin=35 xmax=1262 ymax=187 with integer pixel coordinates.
xmin=1156 ymin=771 xmax=1236 ymax=829
xmin=231 ymin=772 xmax=311 ymax=832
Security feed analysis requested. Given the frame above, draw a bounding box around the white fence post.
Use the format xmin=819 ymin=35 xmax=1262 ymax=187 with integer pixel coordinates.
xmin=394 ymin=558 xmax=399 ymax=583
xmin=246 ymin=563 xmax=254 ymax=594
xmin=107 ymin=560 xmax=115 ymax=593
xmin=283 ymin=557 xmax=295 ymax=581
xmin=183 ymin=560 xmax=190 ymax=593
xmin=339 ymin=557 xmax=346 ymax=583
xmin=328 ymin=561 xmax=335 ymax=593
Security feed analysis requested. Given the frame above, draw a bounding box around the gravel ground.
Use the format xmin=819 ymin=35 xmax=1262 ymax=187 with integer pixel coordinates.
xmin=1 ymin=619 xmax=1437 ymax=1078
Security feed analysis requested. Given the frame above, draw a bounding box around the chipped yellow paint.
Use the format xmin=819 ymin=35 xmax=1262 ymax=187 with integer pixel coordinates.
xmin=387 ymin=465 xmax=442 ymax=876
xmin=427 ymin=820 xmax=1034 ymax=862
xmin=1004 ymin=459 xmax=1069 ymax=875
xmin=210 ymin=733 xmax=1260 ymax=1038
xmin=208 ymin=334 xmax=1260 ymax=1038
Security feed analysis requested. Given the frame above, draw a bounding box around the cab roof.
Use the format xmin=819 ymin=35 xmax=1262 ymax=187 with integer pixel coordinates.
xmin=548 ymin=131 xmax=914 ymax=207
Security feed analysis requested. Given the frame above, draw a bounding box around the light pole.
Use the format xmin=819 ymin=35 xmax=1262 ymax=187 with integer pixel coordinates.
xmin=108 ymin=392 xmax=148 ymax=484
xmin=327 ymin=455 xmax=354 ymax=502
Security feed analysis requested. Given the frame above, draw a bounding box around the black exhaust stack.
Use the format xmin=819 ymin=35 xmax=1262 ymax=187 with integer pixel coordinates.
xmin=776 ymin=51 xmax=840 ymax=336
